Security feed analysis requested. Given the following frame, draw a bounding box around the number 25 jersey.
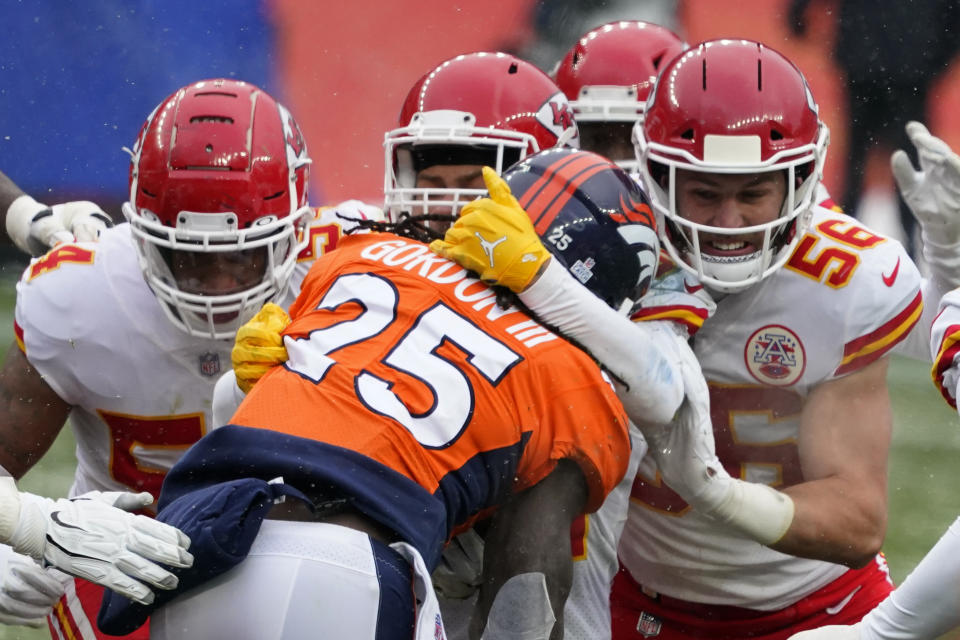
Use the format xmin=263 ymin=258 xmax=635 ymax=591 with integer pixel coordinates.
xmin=229 ymin=232 xmax=632 ymax=566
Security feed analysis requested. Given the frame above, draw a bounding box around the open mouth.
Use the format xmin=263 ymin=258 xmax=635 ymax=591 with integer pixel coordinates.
xmin=699 ymin=238 xmax=760 ymax=259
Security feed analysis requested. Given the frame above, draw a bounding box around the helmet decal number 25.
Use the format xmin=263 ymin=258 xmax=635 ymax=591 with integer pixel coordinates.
xmin=284 ymin=273 xmax=522 ymax=448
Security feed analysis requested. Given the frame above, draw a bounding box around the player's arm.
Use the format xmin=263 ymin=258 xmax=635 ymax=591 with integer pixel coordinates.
xmin=0 ymin=342 xmax=71 ymax=478
xmin=431 ymin=167 xmax=685 ymax=425
xmin=891 ymin=122 xmax=960 ymax=362
xmin=470 ymin=459 xmax=587 ymax=640
xmin=0 ymin=169 xmax=111 ymax=256
xmin=773 ymin=356 xmax=891 ymax=567
xmin=643 ymin=347 xmax=889 ymax=565
xmin=788 ymin=515 xmax=960 ymax=640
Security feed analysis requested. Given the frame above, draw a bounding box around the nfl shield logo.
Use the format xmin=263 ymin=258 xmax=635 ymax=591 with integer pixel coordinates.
xmin=637 ymin=611 xmax=662 ymax=637
xmin=198 ymin=352 xmax=221 ymax=377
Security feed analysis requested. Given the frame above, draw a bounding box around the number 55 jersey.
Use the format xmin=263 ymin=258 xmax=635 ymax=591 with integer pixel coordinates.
xmin=620 ymin=206 xmax=922 ymax=609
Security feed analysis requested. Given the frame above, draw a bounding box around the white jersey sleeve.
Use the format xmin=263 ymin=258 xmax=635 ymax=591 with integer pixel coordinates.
xmin=930 ymin=286 xmax=960 ymax=407
xmin=856 ymin=516 xmax=960 ymax=640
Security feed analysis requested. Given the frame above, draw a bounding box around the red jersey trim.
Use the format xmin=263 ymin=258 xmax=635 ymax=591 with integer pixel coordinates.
xmin=631 ymin=305 xmax=708 ymax=335
xmin=13 ymin=320 xmax=24 ymax=354
xmin=932 ymin=322 xmax=960 ymax=408
xmin=835 ymin=291 xmax=923 ymax=375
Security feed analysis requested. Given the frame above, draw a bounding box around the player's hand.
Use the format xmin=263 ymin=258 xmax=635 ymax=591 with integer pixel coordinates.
xmin=6 ymin=196 xmax=112 ymax=256
xmin=327 ymin=199 xmax=387 ymax=223
xmin=53 ymin=201 xmax=112 ymax=243
xmin=232 ymin=302 xmax=291 ymax=394
xmin=430 ymin=166 xmax=551 ymax=292
xmin=892 ymin=121 xmax=960 ymax=247
xmin=8 ymin=488 xmax=193 ymax=606
xmin=432 ymin=528 xmax=484 ymax=600
xmin=640 ymin=333 xmax=726 ymax=501
xmin=786 ymin=622 xmax=863 ymax=639
xmin=0 ymin=544 xmax=66 ymax=627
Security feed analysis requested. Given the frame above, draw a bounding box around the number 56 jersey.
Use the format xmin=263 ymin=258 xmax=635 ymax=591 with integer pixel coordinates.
xmin=620 ymin=207 xmax=923 ymax=609
xmin=229 ymin=232 xmax=632 ymax=568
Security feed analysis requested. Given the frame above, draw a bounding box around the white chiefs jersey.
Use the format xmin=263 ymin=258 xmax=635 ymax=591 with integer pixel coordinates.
xmin=13 ymin=201 xmax=380 ymax=500
xmin=618 ymin=206 xmax=922 ymax=610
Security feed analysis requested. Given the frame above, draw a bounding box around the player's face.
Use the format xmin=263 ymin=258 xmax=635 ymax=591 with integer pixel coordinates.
xmin=675 ymin=170 xmax=787 ymax=257
xmin=168 ymin=248 xmax=267 ymax=308
xmin=577 ymin=122 xmax=635 ymax=163
xmin=415 ymin=163 xmax=485 ymax=231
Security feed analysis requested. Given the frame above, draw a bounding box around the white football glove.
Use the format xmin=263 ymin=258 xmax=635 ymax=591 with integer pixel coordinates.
xmin=6 ymin=195 xmax=112 ymax=256
xmin=432 ymin=528 xmax=484 ymax=600
xmin=0 ymin=480 xmax=192 ymax=606
xmin=786 ymin=622 xmax=863 ymax=639
xmin=331 ymin=199 xmax=387 ymax=223
xmin=891 ymin=121 xmax=960 ymax=287
xmin=641 ymin=335 xmax=795 ymax=546
xmin=0 ymin=543 xmax=66 ymax=627
xmin=54 ymin=200 xmax=112 ymax=243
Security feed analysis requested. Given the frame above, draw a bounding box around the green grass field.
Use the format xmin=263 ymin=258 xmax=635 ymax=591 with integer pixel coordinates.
xmin=0 ymin=269 xmax=957 ymax=638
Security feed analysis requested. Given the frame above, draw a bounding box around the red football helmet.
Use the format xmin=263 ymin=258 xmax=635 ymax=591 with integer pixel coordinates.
xmin=634 ymin=39 xmax=829 ymax=292
xmin=553 ymin=21 xmax=685 ymax=170
xmin=124 ymin=78 xmax=313 ymax=339
xmin=384 ymin=52 xmax=579 ymax=221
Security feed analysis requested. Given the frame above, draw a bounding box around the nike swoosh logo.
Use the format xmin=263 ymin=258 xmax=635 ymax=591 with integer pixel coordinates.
xmin=684 ymin=281 xmax=704 ymax=294
xmin=824 ymin=586 xmax=861 ymax=615
xmin=50 ymin=511 xmax=84 ymax=531
xmin=882 ymin=257 xmax=900 ymax=287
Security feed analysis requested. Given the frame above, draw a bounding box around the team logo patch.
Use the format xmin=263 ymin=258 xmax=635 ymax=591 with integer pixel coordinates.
xmin=637 ymin=611 xmax=662 ymax=637
xmin=535 ymin=91 xmax=579 ymax=144
xmin=744 ymin=324 xmax=806 ymax=386
xmin=198 ymin=352 xmax=222 ymax=377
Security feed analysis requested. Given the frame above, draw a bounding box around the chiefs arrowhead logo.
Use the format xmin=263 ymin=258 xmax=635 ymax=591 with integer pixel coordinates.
xmin=535 ymin=92 xmax=579 ymax=145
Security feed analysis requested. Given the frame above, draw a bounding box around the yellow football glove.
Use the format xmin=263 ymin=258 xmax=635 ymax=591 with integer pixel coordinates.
xmin=430 ymin=166 xmax=551 ymax=292
xmin=232 ymin=302 xmax=291 ymax=393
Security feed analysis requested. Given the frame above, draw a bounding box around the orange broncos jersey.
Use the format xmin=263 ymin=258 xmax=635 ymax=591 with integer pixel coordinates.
xmin=229 ymin=232 xmax=630 ymax=555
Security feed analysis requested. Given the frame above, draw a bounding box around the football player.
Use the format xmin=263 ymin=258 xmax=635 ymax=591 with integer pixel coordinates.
xmin=0 ymin=78 xmax=379 ymax=638
xmin=383 ymin=51 xmax=579 ymax=229
xmin=571 ymin=37 xmax=925 ymax=639
xmin=98 ymin=148 xmax=682 ymax=640
xmin=552 ymin=20 xmax=686 ymax=173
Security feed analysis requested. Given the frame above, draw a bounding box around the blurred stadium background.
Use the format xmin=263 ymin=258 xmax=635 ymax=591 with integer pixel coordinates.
xmin=3 ymin=0 xmax=960 ymax=637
